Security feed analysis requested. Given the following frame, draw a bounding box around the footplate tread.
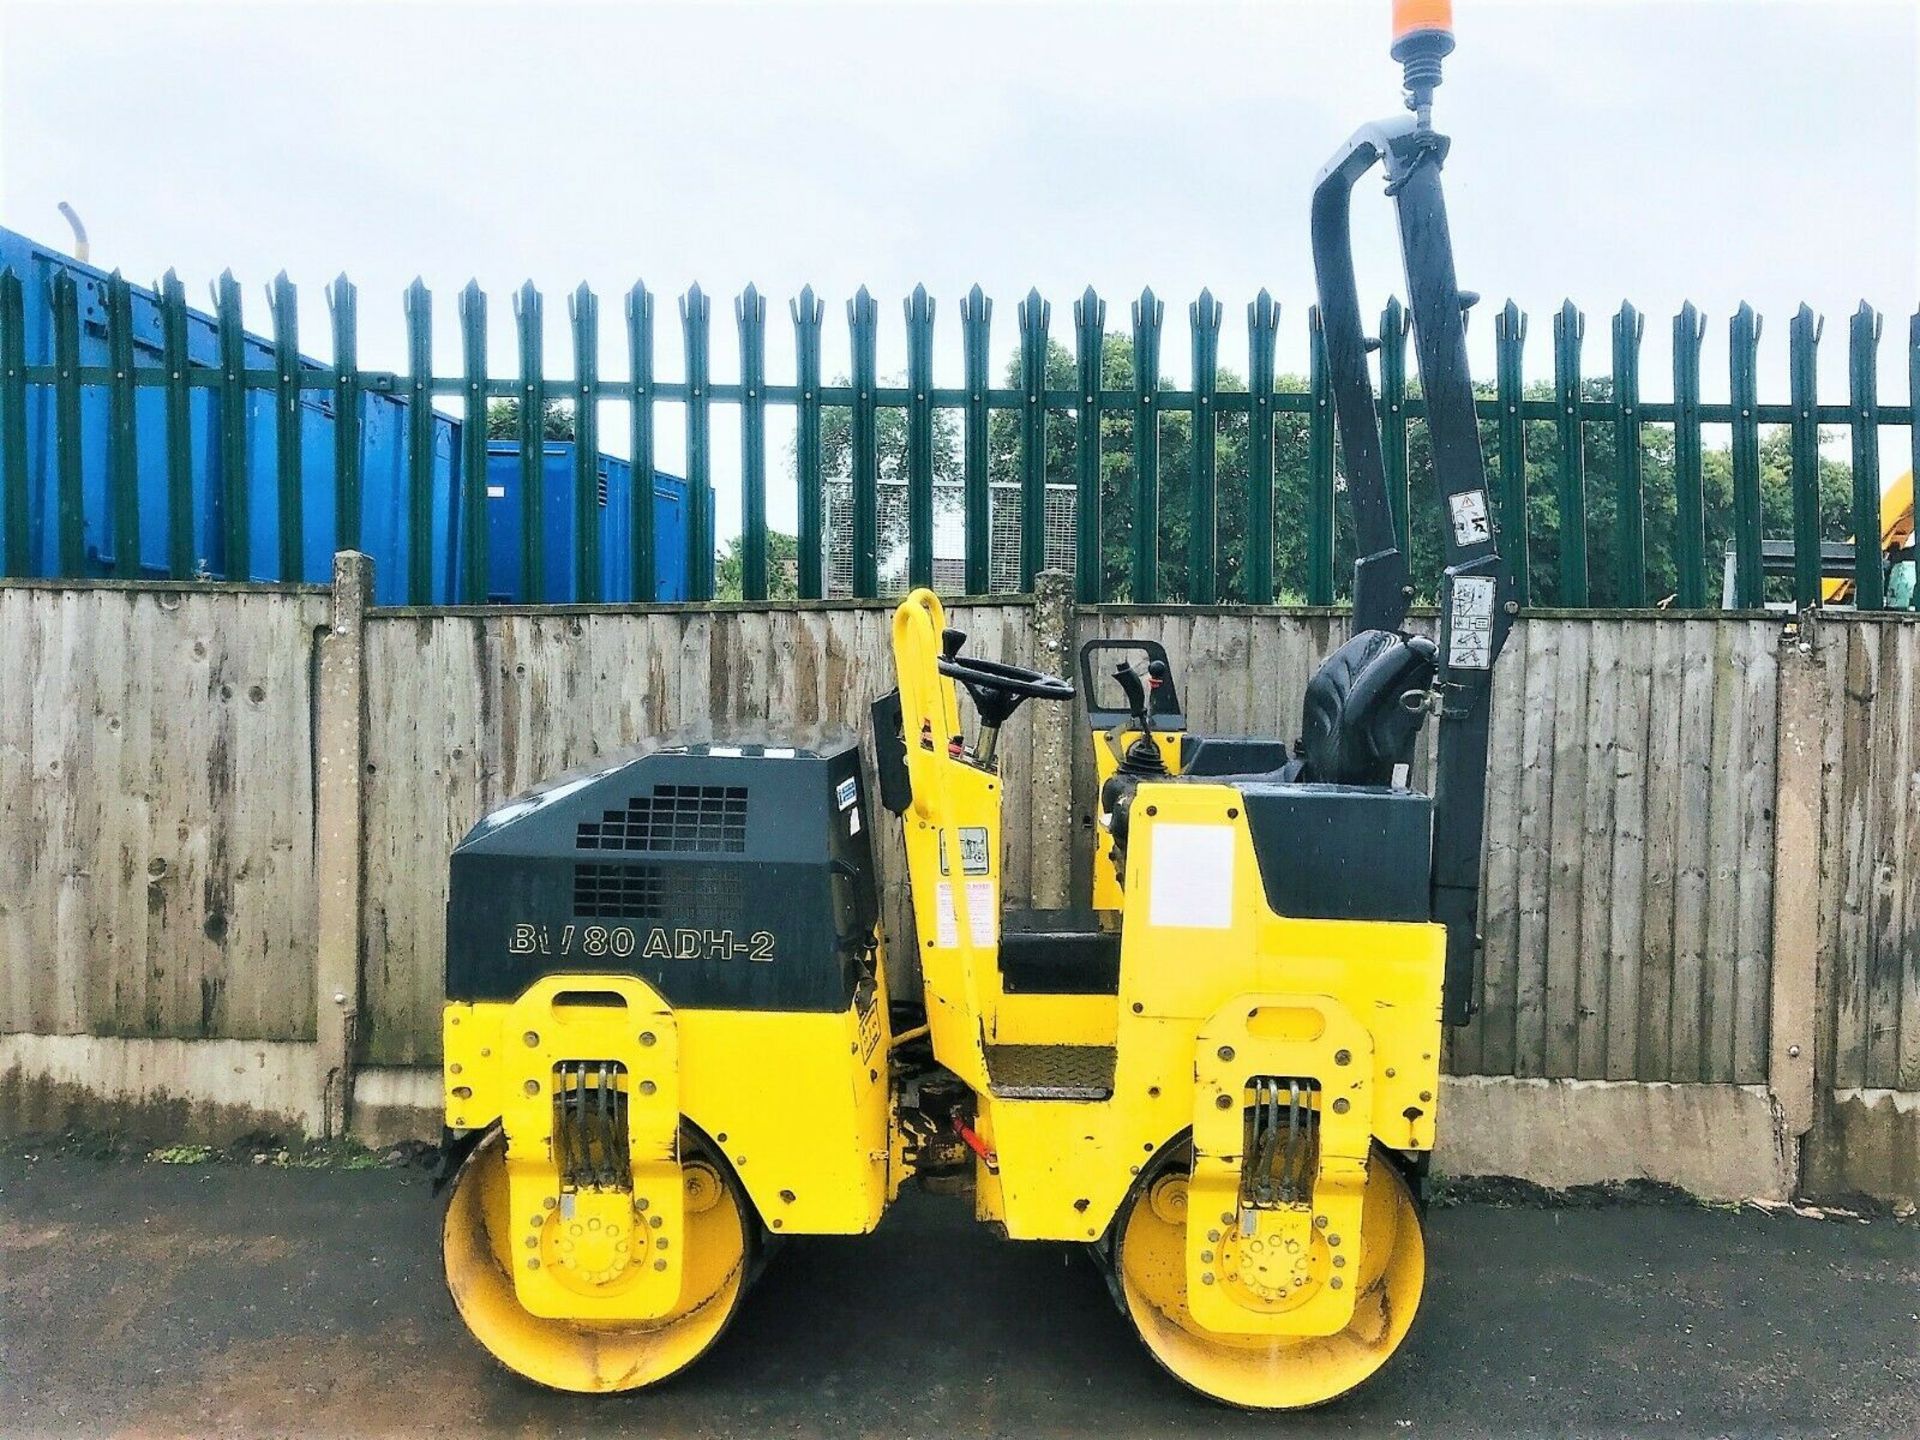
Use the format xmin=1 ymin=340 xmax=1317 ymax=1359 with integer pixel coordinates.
xmin=985 ymin=1042 xmax=1116 ymax=1099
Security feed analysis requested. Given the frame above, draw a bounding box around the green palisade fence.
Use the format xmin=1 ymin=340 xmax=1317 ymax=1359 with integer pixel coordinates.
xmin=0 ymin=268 xmax=1915 ymax=612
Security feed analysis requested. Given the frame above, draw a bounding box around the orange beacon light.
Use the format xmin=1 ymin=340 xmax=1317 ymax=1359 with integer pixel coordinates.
xmin=1392 ymin=0 xmax=1455 ymax=48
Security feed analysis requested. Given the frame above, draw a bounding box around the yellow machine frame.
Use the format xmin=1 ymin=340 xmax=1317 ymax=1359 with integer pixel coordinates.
xmin=890 ymin=589 xmax=1443 ymax=1272
xmin=436 ymin=586 xmax=1446 ymax=1405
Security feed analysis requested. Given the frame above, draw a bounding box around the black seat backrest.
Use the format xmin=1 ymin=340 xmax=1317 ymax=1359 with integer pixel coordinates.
xmin=1298 ymin=629 xmax=1438 ymax=785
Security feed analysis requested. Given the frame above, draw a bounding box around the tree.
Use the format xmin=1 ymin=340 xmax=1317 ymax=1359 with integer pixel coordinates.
xmin=717 ymin=529 xmax=801 ymax=601
xmin=788 ymin=328 xmax=1861 ymax=609
xmin=985 ymin=346 xmax=1860 ymax=607
xmin=486 ymin=398 xmax=575 ymax=441
xmin=1431 ymin=379 xmax=1854 ymax=607
xmin=987 ymin=335 xmax=1272 ymax=602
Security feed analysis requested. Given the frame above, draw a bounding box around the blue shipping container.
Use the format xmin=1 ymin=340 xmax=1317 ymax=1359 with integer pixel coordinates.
xmin=0 ymin=228 xmax=460 ymax=605
xmin=482 ymin=442 xmax=697 ymax=602
xmin=0 ymin=229 xmax=707 ymax=606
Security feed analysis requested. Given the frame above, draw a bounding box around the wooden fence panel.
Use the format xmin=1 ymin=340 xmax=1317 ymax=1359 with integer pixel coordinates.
xmin=1818 ymin=619 xmax=1920 ymax=1092
xmin=0 ymin=582 xmax=1808 ymax=1091
xmin=0 ymin=583 xmax=325 ymax=1043
xmin=1477 ymin=616 xmax=1777 ymax=1082
xmin=357 ymin=601 xmax=1035 ymax=1065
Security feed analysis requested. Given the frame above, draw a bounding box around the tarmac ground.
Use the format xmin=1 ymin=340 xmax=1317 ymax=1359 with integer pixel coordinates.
xmin=2 ymin=1144 xmax=1915 ymax=1439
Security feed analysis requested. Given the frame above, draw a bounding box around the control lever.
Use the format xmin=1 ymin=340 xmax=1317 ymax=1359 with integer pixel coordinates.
xmin=1114 ymin=660 xmax=1150 ymax=732
xmin=1112 ymin=661 xmax=1168 ymax=776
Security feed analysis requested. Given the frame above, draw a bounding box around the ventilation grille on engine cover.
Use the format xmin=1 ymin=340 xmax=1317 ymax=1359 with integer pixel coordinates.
xmin=576 ymin=784 xmax=748 ymax=853
xmin=573 ymin=864 xmax=667 ymax=919
xmin=571 ymin=863 xmax=747 ymax=924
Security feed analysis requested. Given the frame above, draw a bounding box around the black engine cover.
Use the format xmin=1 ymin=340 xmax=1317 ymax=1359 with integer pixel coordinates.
xmin=445 ymin=742 xmax=877 ymax=1012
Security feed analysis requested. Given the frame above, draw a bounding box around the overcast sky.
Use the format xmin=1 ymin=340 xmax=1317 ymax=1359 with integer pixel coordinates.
xmin=3 ymin=0 xmax=1915 ymax=536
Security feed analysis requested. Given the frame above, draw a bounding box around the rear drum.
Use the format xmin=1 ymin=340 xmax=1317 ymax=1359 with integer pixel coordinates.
xmin=441 ymin=1127 xmax=752 ymax=1393
xmin=1112 ymin=1142 xmax=1425 ymax=1409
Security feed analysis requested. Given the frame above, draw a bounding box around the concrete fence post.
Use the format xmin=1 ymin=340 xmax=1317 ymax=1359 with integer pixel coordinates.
xmin=1768 ymin=612 xmax=1824 ymax=1148
xmin=314 ymin=551 xmax=371 ymax=1140
xmin=1030 ymin=570 xmax=1075 ymax=909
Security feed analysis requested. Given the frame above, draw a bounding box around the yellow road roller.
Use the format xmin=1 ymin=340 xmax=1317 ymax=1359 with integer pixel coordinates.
xmin=439 ymin=0 xmax=1511 ymax=1408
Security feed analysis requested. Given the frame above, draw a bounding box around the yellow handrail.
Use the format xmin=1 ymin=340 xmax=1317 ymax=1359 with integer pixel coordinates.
xmin=890 ymin=588 xmax=989 ymax=1048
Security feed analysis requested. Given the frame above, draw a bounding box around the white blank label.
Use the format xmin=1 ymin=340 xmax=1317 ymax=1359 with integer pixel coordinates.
xmin=1148 ymin=825 xmax=1236 ymax=929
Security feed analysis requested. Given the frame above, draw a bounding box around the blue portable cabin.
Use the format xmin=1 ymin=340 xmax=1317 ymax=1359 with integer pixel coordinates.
xmin=482 ymin=441 xmax=700 ymax=602
xmin=0 ymin=227 xmax=458 ymax=605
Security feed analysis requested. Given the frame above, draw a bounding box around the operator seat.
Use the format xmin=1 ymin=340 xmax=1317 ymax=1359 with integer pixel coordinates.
xmin=1105 ymin=628 xmax=1438 ymax=857
xmin=1296 ymin=628 xmax=1438 ymax=786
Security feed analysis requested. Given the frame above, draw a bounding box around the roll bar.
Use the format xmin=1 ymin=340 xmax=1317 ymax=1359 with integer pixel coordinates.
xmin=1309 ymin=102 xmax=1513 ymax=1025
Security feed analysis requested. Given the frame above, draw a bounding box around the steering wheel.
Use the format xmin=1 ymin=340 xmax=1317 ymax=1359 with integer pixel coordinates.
xmin=937 ymin=651 xmax=1076 ymax=730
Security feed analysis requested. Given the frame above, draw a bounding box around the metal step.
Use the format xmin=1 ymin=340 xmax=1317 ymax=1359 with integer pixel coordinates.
xmin=985 ymin=1043 xmax=1116 ymax=1101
